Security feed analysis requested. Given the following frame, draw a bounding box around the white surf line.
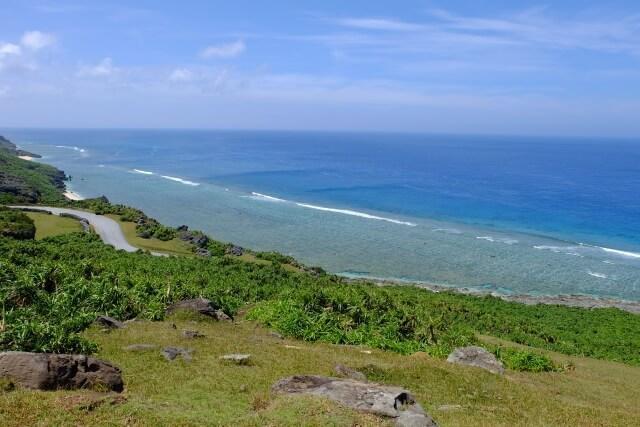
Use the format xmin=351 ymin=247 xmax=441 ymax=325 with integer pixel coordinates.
xmin=587 ymin=271 xmax=608 ymax=279
xmin=132 ymin=168 xmax=154 ymax=175
xmin=600 ymin=246 xmax=640 ymax=259
xmin=250 ymin=192 xmax=286 ymax=202
xmin=295 ymin=202 xmax=417 ymax=226
xmin=160 ymin=175 xmax=200 ymax=186
xmin=248 ymin=191 xmax=416 ymax=226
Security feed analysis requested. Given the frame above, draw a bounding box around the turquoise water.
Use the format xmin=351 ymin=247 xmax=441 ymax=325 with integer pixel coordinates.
xmin=5 ymin=129 xmax=640 ymax=301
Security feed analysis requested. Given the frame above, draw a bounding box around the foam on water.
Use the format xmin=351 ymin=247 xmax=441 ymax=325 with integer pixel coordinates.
xmin=160 ymin=175 xmax=200 ymax=186
xmin=248 ymin=191 xmax=417 ymax=226
xmin=56 ymin=145 xmax=87 ymax=153
xmin=587 ymin=271 xmax=608 ymax=279
xmin=476 ymin=236 xmax=518 ymax=245
xmin=132 ymin=169 xmax=154 ymax=175
xmin=295 ymin=203 xmax=417 ymax=226
xmin=250 ymin=192 xmax=286 ymax=202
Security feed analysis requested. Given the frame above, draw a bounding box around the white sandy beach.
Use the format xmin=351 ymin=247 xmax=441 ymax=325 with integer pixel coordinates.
xmin=18 ymin=155 xmax=34 ymax=161
xmin=63 ymin=190 xmax=84 ymax=201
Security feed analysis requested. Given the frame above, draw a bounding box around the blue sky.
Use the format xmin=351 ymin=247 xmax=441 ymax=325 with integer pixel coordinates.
xmin=1 ymin=0 xmax=640 ymax=136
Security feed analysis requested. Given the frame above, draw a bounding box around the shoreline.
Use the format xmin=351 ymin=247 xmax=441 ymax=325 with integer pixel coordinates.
xmin=63 ymin=190 xmax=84 ymax=201
xmin=348 ymin=276 xmax=640 ymax=314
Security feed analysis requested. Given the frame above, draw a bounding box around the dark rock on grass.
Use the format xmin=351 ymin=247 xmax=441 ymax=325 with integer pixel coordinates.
xmin=176 ymin=224 xmax=189 ymax=232
xmin=272 ymin=376 xmax=436 ymax=427
xmin=195 ymin=247 xmax=211 ymax=257
xmin=182 ymin=330 xmax=206 ymax=339
xmin=95 ymin=315 xmax=125 ymax=329
xmin=165 ymin=298 xmax=232 ymax=321
xmin=334 ymin=364 xmax=367 ymax=381
xmin=123 ymin=344 xmax=158 ymax=352
xmin=220 ymin=354 xmax=251 ymax=365
xmin=446 ymin=346 xmax=505 ymax=375
xmin=226 ymin=245 xmax=244 ymax=256
xmin=0 ymin=352 xmax=124 ymax=392
xmin=161 ymin=347 xmax=193 ymax=362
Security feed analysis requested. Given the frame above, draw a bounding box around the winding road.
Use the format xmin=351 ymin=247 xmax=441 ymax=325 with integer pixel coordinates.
xmin=11 ymin=206 xmax=139 ymax=252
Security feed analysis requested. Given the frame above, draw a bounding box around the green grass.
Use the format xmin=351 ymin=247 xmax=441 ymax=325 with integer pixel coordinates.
xmin=106 ymin=215 xmax=194 ymax=256
xmin=0 ymin=150 xmax=66 ymax=204
xmin=26 ymin=212 xmax=83 ymax=240
xmin=0 ymin=316 xmax=638 ymax=426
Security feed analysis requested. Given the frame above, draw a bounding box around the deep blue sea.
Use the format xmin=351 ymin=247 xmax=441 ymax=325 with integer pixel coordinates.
xmin=5 ymin=129 xmax=640 ymax=301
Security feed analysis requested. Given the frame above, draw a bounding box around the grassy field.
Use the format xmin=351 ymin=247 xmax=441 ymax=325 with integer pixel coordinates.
xmin=106 ymin=214 xmax=194 ymax=256
xmin=26 ymin=212 xmax=83 ymax=240
xmin=1 ymin=314 xmax=638 ymax=426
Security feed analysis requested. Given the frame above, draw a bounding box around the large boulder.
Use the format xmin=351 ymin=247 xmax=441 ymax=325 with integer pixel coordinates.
xmin=95 ymin=315 xmax=125 ymax=329
xmin=446 ymin=346 xmax=505 ymax=375
xmin=0 ymin=352 xmax=124 ymax=392
xmin=165 ymin=298 xmax=231 ymax=321
xmin=272 ymin=375 xmax=436 ymax=426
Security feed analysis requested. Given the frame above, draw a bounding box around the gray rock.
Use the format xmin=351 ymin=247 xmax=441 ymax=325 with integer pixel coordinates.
xmin=0 ymin=352 xmax=123 ymax=392
xmin=195 ymin=247 xmax=211 ymax=257
xmin=161 ymin=347 xmax=193 ymax=362
xmin=123 ymin=344 xmax=158 ymax=352
xmin=95 ymin=315 xmax=124 ymax=329
xmin=182 ymin=330 xmax=205 ymax=339
xmin=220 ymin=354 xmax=251 ymax=365
xmin=227 ymin=245 xmax=244 ymax=256
xmin=165 ymin=298 xmax=231 ymax=321
xmin=272 ymin=376 xmax=437 ymax=426
xmin=334 ymin=364 xmax=367 ymax=381
xmin=446 ymin=346 xmax=504 ymax=375
xmin=269 ymin=331 xmax=284 ymax=340
xmin=213 ymin=309 xmax=232 ymax=321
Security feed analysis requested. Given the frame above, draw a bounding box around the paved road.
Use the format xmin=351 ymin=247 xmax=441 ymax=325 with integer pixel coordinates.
xmin=11 ymin=206 xmax=139 ymax=252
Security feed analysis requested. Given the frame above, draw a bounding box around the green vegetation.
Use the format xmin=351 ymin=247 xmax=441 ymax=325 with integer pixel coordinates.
xmin=1 ymin=233 xmax=638 ymax=369
xmin=0 ymin=207 xmax=35 ymax=240
xmin=107 ymin=215 xmax=193 ymax=256
xmin=26 ymin=212 xmax=82 ymax=240
xmin=1 ymin=317 xmax=639 ymax=426
xmin=0 ymin=150 xmax=66 ymax=204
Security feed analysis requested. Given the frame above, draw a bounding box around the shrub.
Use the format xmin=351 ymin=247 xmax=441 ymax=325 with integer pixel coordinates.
xmin=0 ymin=208 xmax=35 ymax=240
xmin=494 ymin=347 xmax=558 ymax=372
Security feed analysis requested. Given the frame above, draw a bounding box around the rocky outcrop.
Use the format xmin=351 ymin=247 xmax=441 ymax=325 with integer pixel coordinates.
xmin=161 ymin=347 xmax=193 ymax=362
xmin=272 ymin=375 xmax=437 ymax=426
xmin=165 ymin=298 xmax=231 ymax=321
xmin=0 ymin=352 xmax=123 ymax=392
xmin=182 ymin=330 xmax=205 ymax=339
xmin=446 ymin=346 xmax=504 ymax=375
xmin=95 ymin=315 xmax=125 ymax=329
xmin=0 ymin=135 xmax=41 ymax=158
xmin=226 ymin=245 xmax=244 ymax=256
xmin=334 ymin=364 xmax=367 ymax=381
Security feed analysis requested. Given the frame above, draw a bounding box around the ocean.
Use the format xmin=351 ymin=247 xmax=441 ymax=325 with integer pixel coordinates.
xmin=5 ymin=129 xmax=640 ymax=301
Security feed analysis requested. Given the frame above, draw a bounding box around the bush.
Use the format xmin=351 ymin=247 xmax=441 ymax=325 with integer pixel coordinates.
xmin=0 ymin=208 xmax=35 ymax=240
xmin=494 ymin=347 xmax=558 ymax=372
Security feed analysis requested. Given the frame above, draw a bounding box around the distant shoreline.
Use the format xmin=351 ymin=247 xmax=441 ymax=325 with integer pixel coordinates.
xmin=346 ymin=275 xmax=640 ymax=314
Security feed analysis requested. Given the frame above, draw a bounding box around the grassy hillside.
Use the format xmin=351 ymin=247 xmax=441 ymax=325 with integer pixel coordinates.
xmin=26 ymin=211 xmax=83 ymax=239
xmin=0 ymin=149 xmax=66 ymax=204
xmin=1 ymin=233 xmax=638 ymax=368
xmin=1 ymin=315 xmax=639 ymax=426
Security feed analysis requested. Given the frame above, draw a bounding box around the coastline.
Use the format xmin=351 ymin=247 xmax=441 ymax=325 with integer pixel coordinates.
xmin=63 ymin=190 xmax=84 ymax=201
xmin=347 ymin=276 xmax=640 ymax=314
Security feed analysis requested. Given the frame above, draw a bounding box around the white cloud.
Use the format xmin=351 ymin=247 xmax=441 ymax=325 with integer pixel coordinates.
xmin=200 ymin=40 xmax=245 ymax=58
xmin=0 ymin=43 xmax=22 ymax=57
xmin=21 ymin=31 xmax=56 ymax=50
xmin=337 ymin=18 xmax=425 ymax=32
xmin=169 ymin=68 xmax=194 ymax=82
xmin=77 ymin=57 xmax=118 ymax=77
